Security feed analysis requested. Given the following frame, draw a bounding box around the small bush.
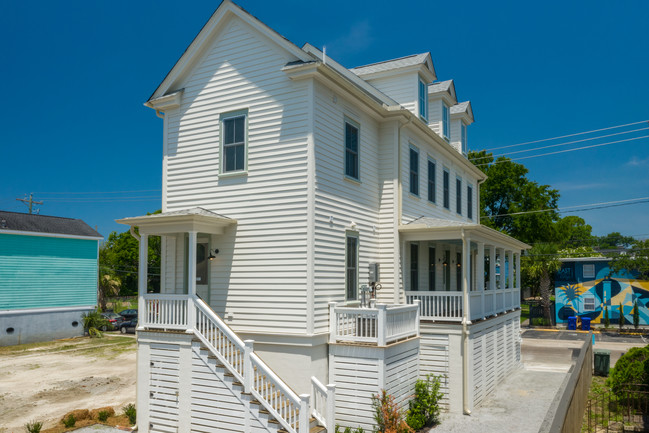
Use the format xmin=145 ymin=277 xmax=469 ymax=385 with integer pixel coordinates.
xmin=98 ymin=410 xmax=110 ymax=422
xmin=634 ymin=300 xmax=640 ymax=329
xmin=62 ymin=414 xmax=76 ymax=428
xmin=372 ymin=389 xmax=413 ymax=433
xmin=406 ymin=374 xmax=444 ymax=430
xmin=607 ymin=345 xmax=649 ymax=395
xmin=24 ymin=420 xmax=43 ymax=433
xmin=123 ymin=403 xmax=137 ymax=425
xmin=604 ymin=306 xmax=610 ymax=328
xmin=90 ymin=406 xmax=115 ymax=420
xmin=81 ymin=309 xmax=108 ymax=338
xmin=334 ymin=425 xmax=365 ymax=433
xmin=619 ymin=302 xmax=624 ymax=330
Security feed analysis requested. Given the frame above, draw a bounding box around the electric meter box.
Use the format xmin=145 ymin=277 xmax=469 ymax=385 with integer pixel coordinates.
xmin=368 ymin=263 xmax=379 ymax=284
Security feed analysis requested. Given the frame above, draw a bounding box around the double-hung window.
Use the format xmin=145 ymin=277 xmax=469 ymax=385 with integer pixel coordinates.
xmin=443 ymin=169 xmax=450 ymax=209
xmin=442 ymin=103 xmax=450 ymax=140
xmin=467 ymin=185 xmax=473 ymax=220
xmin=427 ymin=158 xmax=436 ymax=203
xmin=418 ymin=80 xmax=428 ymax=121
xmin=409 ymin=146 xmax=419 ymax=196
xmin=456 ymin=177 xmax=462 ymax=215
xmin=346 ymin=234 xmax=358 ymax=300
xmin=410 ymin=243 xmax=419 ymax=291
xmin=345 ymin=119 xmax=360 ymax=180
xmin=221 ymin=110 xmax=247 ymax=173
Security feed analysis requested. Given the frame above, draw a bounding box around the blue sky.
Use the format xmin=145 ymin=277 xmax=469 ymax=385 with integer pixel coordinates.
xmin=1 ymin=0 xmax=647 ymax=240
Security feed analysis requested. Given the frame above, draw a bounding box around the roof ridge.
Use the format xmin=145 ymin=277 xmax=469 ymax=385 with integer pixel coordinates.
xmin=0 ymin=210 xmax=81 ymax=222
xmin=351 ymin=52 xmax=428 ymax=70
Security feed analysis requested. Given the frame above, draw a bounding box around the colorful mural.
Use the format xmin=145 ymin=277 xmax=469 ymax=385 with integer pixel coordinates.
xmin=555 ymin=259 xmax=649 ymax=325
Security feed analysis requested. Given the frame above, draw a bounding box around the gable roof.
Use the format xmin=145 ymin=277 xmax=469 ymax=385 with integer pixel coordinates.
xmin=350 ymin=53 xmax=436 ymax=79
xmin=450 ymin=101 xmax=474 ymax=123
xmin=0 ymin=211 xmax=102 ymax=239
xmin=148 ymin=0 xmax=312 ymax=103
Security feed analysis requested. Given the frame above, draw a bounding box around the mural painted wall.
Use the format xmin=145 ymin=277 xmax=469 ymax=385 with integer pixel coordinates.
xmin=555 ymin=259 xmax=649 ymax=325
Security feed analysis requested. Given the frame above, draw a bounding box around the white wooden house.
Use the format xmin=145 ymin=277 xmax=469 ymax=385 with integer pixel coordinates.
xmin=118 ymin=2 xmax=529 ymax=432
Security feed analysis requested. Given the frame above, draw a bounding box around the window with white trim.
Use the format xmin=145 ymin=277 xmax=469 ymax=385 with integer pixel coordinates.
xmin=410 ymin=243 xmax=419 ymax=291
xmin=418 ymin=80 xmax=428 ymax=121
xmin=409 ymin=146 xmax=419 ymax=196
xmin=346 ymin=234 xmax=358 ymax=300
xmin=344 ymin=119 xmax=360 ymax=180
xmin=467 ymin=185 xmax=473 ymax=220
xmin=221 ymin=110 xmax=247 ymax=173
xmin=583 ymin=264 xmax=595 ymax=279
xmin=427 ymin=158 xmax=436 ymax=203
xmin=456 ymin=177 xmax=462 ymax=215
xmin=583 ymin=297 xmax=595 ymax=311
xmin=442 ymin=103 xmax=450 ymax=140
xmin=443 ymin=169 xmax=450 ymax=209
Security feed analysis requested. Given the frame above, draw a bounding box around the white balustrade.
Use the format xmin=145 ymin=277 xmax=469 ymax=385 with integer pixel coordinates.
xmin=405 ymin=291 xmax=463 ymax=321
xmin=311 ymin=377 xmax=335 ymax=431
xmin=142 ymin=294 xmax=188 ymax=330
xmin=407 ymin=288 xmax=520 ymax=322
xmin=330 ymin=303 xmax=419 ymax=345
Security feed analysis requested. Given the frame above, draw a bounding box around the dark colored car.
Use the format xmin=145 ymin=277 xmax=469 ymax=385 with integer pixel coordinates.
xmin=119 ymin=316 xmax=138 ymax=334
xmin=119 ymin=309 xmax=138 ymax=321
xmin=100 ymin=312 xmax=124 ymax=331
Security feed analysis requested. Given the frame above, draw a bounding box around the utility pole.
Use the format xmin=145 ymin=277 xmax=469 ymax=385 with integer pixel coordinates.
xmin=16 ymin=193 xmax=43 ymax=214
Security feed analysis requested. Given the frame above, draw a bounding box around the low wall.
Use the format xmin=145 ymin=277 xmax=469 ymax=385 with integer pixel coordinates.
xmin=0 ymin=306 xmax=91 ymax=346
xmin=539 ymin=332 xmax=593 ymax=433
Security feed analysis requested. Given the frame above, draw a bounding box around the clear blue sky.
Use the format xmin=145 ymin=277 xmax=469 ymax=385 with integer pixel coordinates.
xmin=1 ymin=0 xmax=648 ymax=240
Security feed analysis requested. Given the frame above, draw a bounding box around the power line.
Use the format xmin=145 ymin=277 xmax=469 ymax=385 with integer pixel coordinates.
xmin=36 ymin=189 xmax=161 ymax=195
xmin=483 ymin=196 xmax=649 ymax=219
xmin=44 ymin=196 xmax=160 ymax=202
xmin=483 ymin=120 xmax=649 ymax=152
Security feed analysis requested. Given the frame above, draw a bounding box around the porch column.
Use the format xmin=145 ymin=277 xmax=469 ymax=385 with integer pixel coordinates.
xmin=187 ymin=231 xmax=198 ymax=331
xmin=477 ymin=242 xmax=485 ymax=320
xmin=516 ymin=252 xmax=521 ymax=289
xmin=462 ymin=231 xmax=471 ymax=323
xmin=497 ymin=247 xmax=505 ymax=289
xmin=138 ymin=233 xmax=148 ymax=329
xmin=507 ymin=250 xmax=514 ymax=290
xmin=489 ymin=245 xmax=496 ymax=291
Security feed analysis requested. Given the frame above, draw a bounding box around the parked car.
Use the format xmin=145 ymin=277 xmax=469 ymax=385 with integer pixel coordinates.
xmin=119 ymin=317 xmax=138 ymax=334
xmin=119 ymin=309 xmax=138 ymax=321
xmin=100 ymin=312 xmax=124 ymax=331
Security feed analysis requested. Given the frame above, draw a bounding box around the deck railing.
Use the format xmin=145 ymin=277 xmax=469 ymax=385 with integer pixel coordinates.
xmin=406 ymin=288 xmax=520 ymax=322
xmin=311 ymin=377 xmax=335 ymax=431
xmin=329 ymin=302 xmax=419 ymax=345
xmin=142 ymin=294 xmax=188 ymax=330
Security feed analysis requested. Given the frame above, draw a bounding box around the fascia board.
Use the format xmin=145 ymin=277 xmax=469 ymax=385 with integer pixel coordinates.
xmin=145 ymin=90 xmax=183 ymax=111
xmin=355 ymin=64 xmax=435 ymax=83
xmin=0 ymin=229 xmax=103 ymax=241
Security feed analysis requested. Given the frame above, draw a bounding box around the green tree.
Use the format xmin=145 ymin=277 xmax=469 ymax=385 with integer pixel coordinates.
xmin=97 ymin=274 xmax=121 ymax=311
xmin=555 ymin=216 xmax=595 ymax=248
xmin=468 ymin=151 xmax=560 ymax=245
xmin=609 ymin=239 xmax=649 ymax=279
xmin=598 ymin=232 xmax=635 ymax=250
xmin=523 ymin=243 xmax=562 ymax=323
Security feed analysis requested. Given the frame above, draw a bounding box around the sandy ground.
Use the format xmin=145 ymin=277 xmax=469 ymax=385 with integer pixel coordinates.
xmin=0 ymin=334 xmax=136 ymax=433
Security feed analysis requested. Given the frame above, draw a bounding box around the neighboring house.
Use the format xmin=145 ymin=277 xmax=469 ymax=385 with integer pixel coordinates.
xmin=0 ymin=211 xmax=102 ymax=346
xmin=555 ymin=257 xmax=649 ymax=325
xmin=117 ymin=2 xmax=529 ymax=432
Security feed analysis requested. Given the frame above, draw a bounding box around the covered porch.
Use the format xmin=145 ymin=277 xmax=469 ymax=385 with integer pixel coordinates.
xmin=399 ymin=217 xmax=530 ymax=323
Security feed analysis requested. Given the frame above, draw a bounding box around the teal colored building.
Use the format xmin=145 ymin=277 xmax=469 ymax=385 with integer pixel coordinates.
xmin=0 ymin=211 xmax=102 ymax=345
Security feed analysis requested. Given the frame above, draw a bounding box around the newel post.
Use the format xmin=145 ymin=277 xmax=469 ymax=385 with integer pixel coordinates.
xmin=414 ymin=300 xmax=421 ymax=337
xmin=326 ymin=384 xmax=336 ymax=430
xmin=377 ymin=304 xmax=387 ymax=346
xmin=328 ymin=302 xmax=337 ymax=344
xmin=243 ymin=340 xmax=254 ymax=393
xmin=299 ymin=394 xmax=310 ymax=433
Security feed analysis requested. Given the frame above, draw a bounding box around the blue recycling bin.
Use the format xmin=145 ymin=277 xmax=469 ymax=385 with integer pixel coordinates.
xmin=568 ymin=316 xmax=577 ymax=330
xmin=582 ymin=317 xmax=591 ymax=331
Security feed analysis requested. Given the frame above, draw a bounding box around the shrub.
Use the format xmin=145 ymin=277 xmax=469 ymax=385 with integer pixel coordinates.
xmin=604 ymin=306 xmax=610 ymax=328
xmin=372 ymin=389 xmax=413 ymax=433
xmin=62 ymin=414 xmax=75 ymax=428
xmin=607 ymin=345 xmax=649 ymax=395
xmin=24 ymin=421 xmax=43 ymax=433
xmin=90 ymin=406 xmax=115 ymax=420
xmin=98 ymin=410 xmax=110 ymax=422
xmin=334 ymin=426 xmax=364 ymax=433
xmin=406 ymin=374 xmax=443 ymax=429
xmin=123 ymin=403 xmax=137 ymax=425
xmin=619 ymin=302 xmax=624 ymax=330
xmin=634 ymin=300 xmax=640 ymax=330
xmin=81 ymin=309 xmax=107 ymax=338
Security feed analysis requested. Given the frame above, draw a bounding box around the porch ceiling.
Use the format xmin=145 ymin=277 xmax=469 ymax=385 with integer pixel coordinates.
xmin=116 ymin=207 xmax=236 ymax=235
xmin=399 ymin=217 xmax=530 ymax=250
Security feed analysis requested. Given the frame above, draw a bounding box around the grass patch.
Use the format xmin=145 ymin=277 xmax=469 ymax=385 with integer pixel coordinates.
xmin=520 ymin=303 xmax=530 ymax=324
xmin=0 ymin=335 xmax=135 ymax=356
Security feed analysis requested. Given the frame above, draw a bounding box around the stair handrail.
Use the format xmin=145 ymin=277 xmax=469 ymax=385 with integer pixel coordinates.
xmin=191 ymin=295 xmax=309 ymax=433
xmin=311 ymin=376 xmax=335 ymax=431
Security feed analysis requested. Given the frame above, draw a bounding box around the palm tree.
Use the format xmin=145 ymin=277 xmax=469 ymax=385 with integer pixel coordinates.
xmin=523 ymin=243 xmax=562 ymax=324
xmin=98 ymin=274 xmax=121 ymax=311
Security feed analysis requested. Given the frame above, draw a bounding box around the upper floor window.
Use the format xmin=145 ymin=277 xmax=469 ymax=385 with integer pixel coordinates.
xmin=221 ymin=110 xmax=248 ymax=173
xmin=418 ymin=80 xmax=428 ymax=121
xmin=461 ymin=123 xmax=468 ymax=155
xmin=442 ymin=103 xmax=450 ymax=140
xmin=410 ymin=243 xmax=419 ymax=291
xmin=467 ymin=185 xmax=473 ymax=220
xmin=409 ymin=146 xmax=419 ymax=196
xmin=443 ymin=169 xmax=450 ymax=209
xmin=346 ymin=233 xmax=358 ymax=300
xmin=427 ymin=158 xmax=436 ymax=203
xmin=583 ymin=264 xmax=595 ymax=279
xmin=345 ymin=119 xmax=360 ymax=180
xmin=456 ymin=177 xmax=462 ymax=214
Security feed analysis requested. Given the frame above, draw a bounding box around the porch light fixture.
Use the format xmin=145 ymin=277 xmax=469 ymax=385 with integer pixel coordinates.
xmin=208 ymin=249 xmax=219 ymax=260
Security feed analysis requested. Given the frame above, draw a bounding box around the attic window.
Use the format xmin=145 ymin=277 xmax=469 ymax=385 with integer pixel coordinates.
xmin=442 ymin=103 xmax=450 ymax=140
xmin=418 ymin=80 xmax=428 ymax=121
xmin=220 ymin=110 xmax=248 ymax=174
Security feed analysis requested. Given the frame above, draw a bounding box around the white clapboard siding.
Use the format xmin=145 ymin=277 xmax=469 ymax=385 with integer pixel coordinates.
xmin=313 ymin=82 xmax=382 ymax=333
xmin=149 ymin=343 xmax=180 ymax=433
xmin=364 ymin=74 xmax=417 ymax=114
xmin=332 ymin=355 xmax=380 ymax=431
xmin=418 ymin=332 xmax=450 ymax=408
xmin=385 ymin=344 xmax=419 ymax=410
xmin=427 ymin=99 xmax=444 ymax=137
xmin=163 ymin=16 xmax=311 ymax=335
xmin=400 ymin=128 xmax=479 ymax=225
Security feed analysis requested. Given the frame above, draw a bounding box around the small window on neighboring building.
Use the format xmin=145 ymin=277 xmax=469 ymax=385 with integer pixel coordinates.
xmin=442 ymin=103 xmax=450 ymax=140
xmin=427 ymin=159 xmax=436 ymax=203
xmin=443 ymin=169 xmax=450 ymax=209
xmin=456 ymin=177 xmax=462 ymax=215
xmin=461 ymin=123 xmax=468 ymax=155
xmin=583 ymin=297 xmax=595 ymax=311
xmin=346 ymin=234 xmax=358 ymax=300
xmin=221 ymin=111 xmax=247 ymax=173
xmin=419 ymin=80 xmax=428 ymax=121
xmin=410 ymin=243 xmax=419 ymax=291
xmin=410 ymin=146 xmax=419 ymax=196
xmin=467 ymin=185 xmax=473 ymax=220
xmin=345 ymin=119 xmax=360 ymax=180
xmin=583 ymin=264 xmax=595 ymax=279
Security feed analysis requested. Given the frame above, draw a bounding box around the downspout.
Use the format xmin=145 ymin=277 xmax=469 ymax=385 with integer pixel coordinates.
xmin=129 ymin=226 xmax=141 ymax=241
xmin=461 ymin=229 xmax=471 ymax=415
xmin=155 ymin=109 xmax=165 ymax=119
xmin=396 ymin=116 xmax=413 ymax=305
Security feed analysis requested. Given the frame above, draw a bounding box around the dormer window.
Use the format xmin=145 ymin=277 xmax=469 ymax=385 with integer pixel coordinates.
xmin=442 ymin=103 xmax=450 ymax=140
xmin=461 ymin=123 xmax=468 ymax=155
xmin=418 ymin=80 xmax=428 ymax=121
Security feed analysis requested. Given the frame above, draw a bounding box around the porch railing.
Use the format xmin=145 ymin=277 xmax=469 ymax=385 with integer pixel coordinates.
xmin=311 ymin=377 xmax=335 ymax=431
xmin=406 ymin=287 xmax=520 ymax=322
xmin=142 ymin=294 xmax=188 ymax=330
xmin=329 ymin=302 xmax=419 ymax=345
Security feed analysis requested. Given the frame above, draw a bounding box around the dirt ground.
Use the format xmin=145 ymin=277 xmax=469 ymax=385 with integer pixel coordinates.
xmin=0 ymin=334 xmax=136 ymax=433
